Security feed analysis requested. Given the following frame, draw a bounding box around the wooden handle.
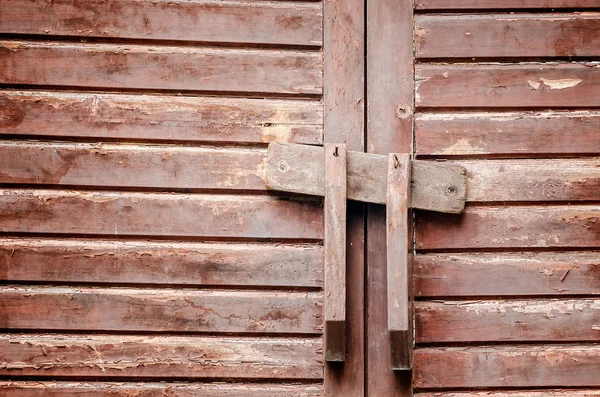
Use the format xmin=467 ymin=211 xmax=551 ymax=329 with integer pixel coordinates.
xmin=386 ymin=153 xmax=414 ymax=370
xmin=324 ymin=143 xmax=347 ymax=362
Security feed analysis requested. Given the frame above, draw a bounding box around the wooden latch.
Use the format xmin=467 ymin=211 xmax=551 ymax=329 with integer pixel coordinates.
xmin=265 ymin=142 xmax=467 ymax=369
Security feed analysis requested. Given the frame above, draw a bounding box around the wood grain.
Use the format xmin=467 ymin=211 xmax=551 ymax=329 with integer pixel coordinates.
xmin=0 ymin=237 xmax=323 ymax=287
xmin=415 ymin=0 xmax=600 ymax=10
xmin=415 ymin=298 xmax=600 ymax=343
xmin=0 ymin=41 xmax=322 ymax=95
xmin=416 ymin=391 xmax=600 ymax=397
xmin=0 ymin=333 xmax=323 ymax=379
xmin=415 ymin=111 xmax=600 ymax=156
xmin=416 ymin=14 xmax=600 ymax=58
xmin=414 ymin=345 xmax=600 ymax=389
xmin=0 ymin=90 xmax=323 ymax=145
xmin=0 ymin=189 xmax=323 ymax=240
xmin=0 ymin=286 xmax=322 ymax=334
xmin=417 ymin=205 xmax=600 ymax=250
xmin=416 ymin=63 xmax=600 ymax=108
xmin=0 ymin=0 xmax=322 ymax=47
xmin=0 ymin=382 xmax=324 ymax=397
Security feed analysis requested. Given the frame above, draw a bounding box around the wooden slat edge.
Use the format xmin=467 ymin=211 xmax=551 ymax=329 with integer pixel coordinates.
xmin=415 ymin=0 xmax=600 ymax=10
xmin=416 ymin=390 xmax=600 ymax=397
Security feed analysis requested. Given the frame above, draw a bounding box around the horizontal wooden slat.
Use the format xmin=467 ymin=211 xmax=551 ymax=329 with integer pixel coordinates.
xmin=417 ymin=205 xmax=600 ymax=250
xmin=0 ymin=90 xmax=323 ymax=145
xmin=0 ymin=41 xmax=322 ymax=95
xmin=416 ymin=63 xmax=600 ymax=108
xmin=0 ymin=189 xmax=323 ymax=240
xmin=414 ymin=345 xmax=600 ymax=389
xmin=416 ymin=14 xmax=600 ymax=58
xmin=415 ymin=0 xmax=600 ymax=10
xmin=457 ymin=158 xmax=600 ymax=202
xmin=0 ymin=382 xmax=324 ymax=397
xmin=416 ymin=391 xmax=600 ymax=397
xmin=0 ymin=0 xmax=322 ymax=47
xmin=0 ymin=141 xmax=268 ymax=190
xmin=415 ymin=111 xmax=600 ymax=156
xmin=415 ymin=298 xmax=600 ymax=343
xmin=0 ymin=238 xmax=323 ymax=287
xmin=415 ymin=252 xmax=600 ymax=297
xmin=0 ymin=334 xmax=323 ymax=379
xmin=0 ymin=286 xmax=322 ymax=333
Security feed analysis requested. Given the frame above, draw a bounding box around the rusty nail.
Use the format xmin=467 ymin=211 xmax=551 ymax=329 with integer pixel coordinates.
xmin=446 ymin=186 xmax=457 ymax=195
xmin=393 ymin=154 xmax=400 ymax=169
xmin=333 ymin=146 xmax=339 ymax=157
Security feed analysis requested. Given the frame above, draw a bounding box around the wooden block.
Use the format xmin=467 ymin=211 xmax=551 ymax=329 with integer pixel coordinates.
xmin=386 ymin=153 xmax=413 ymax=370
xmin=324 ymin=143 xmax=346 ymax=362
xmin=266 ymin=142 xmax=466 ymax=213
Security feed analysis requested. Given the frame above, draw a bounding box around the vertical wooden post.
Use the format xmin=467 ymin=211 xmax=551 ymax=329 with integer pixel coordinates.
xmin=387 ymin=153 xmax=413 ymax=370
xmin=324 ymin=143 xmax=347 ymax=362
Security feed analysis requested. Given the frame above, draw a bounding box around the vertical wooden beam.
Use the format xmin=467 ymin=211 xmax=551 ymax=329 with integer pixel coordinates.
xmin=387 ymin=154 xmax=413 ymax=370
xmin=325 ymin=143 xmax=347 ymax=362
xmin=324 ymin=0 xmax=365 ymax=393
xmin=366 ymin=0 xmax=413 ymax=393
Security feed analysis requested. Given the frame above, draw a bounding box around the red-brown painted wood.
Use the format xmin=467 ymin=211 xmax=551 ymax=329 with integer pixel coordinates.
xmin=0 ymin=90 xmax=323 ymax=145
xmin=416 ymin=14 xmax=600 ymax=58
xmin=0 ymin=0 xmax=322 ymax=47
xmin=0 ymin=41 xmax=322 ymax=95
xmin=416 ymin=63 xmax=600 ymax=108
xmin=414 ymin=345 xmax=600 ymax=389
xmin=415 ymin=111 xmax=600 ymax=156
xmin=415 ymin=251 xmax=600 ymax=297
xmin=0 ymin=333 xmax=323 ymax=379
xmin=0 ymin=238 xmax=323 ymax=287
xmin=0 ymin=189 xmax=323 ymax=240
xmin=417 ymin=205 xmax=600 ymax=250
xmin=0 ymin=286 xmax=322 ymax=334
xmin=415 ymin=0 xmax=600 ymax=10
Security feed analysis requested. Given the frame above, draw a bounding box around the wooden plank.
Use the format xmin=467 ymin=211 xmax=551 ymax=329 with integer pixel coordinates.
xmin=0 ymin=238 xmax=323 ymax=287
xmin=0 ymin=90 xmax=323 ymax=145
xmin=417 ymin=205 xmax=600 ymax=250
xmin=323 ymin=143 xmax=346 ymax=362
xmin=415 ymin=298 xmax=600 ymax=343
xmin=0 ymin=333 xmax=323 ymax=379
xmin=416 ymin=391 xmax=600 ymax=397
xmin=415 ymin=252 xmax=600 ymax=297
xmin=0 ymin=0 xmax=322 ymax=47
xmin=0 ymin=189 xmax=323 ymax=240
xmin=0 ymin=41 xmax=322 ymax=95
xmin=416 ymin=14 xmax=600 ymax=58
xmin=0 ymin=286 xmax=322 ymax=334
xmin=386 ymin=154 xmax=413 ymax=370
xmin=416 ymin=63 xmax=600 ymax=108
xmin=415 ymin=111 xmax=600 ymax=156
xmin=415 ymin=0 xmax=600 ymax=10
xmin=0 ymin=382 xmax=324 ymax=397
xmin=414 ymin=345 xmax=600 ymax=389
xmin=266 ymin=142 xmax=466 ymax=213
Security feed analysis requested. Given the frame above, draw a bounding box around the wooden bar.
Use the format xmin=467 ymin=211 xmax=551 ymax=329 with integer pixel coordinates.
xmin=416 ymin=391 xmax=600 ymax=397
xmin=0 ymin=90 xmax=323 ymax=145
xmin=324 ymin=143 xmax=346 ymax=362
xmin=415 ymin=0 xmax=600 ymax=10
xmin=0 ymin=333 xmax=323 ymax=379
xmin=386 ymin=154 xmax=413 ymax=370
xmin=0 ymin=286 xmax=322 ymax=334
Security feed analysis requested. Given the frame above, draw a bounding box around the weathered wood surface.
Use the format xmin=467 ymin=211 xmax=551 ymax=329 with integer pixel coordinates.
xmin=416 ymin=63 xmax=600 ymax=108
xmin=0 ymin=238 xmax=323 ymax=287
xmin=0 ymin=41 xmax=322 ymax=95
xmin=0 ymin=90 xmax=323 ymax=145
xmin=416 ymin=299 xmax=600 ymax=343
xmin=416 ymin=391 xmax=600 ymax=397
xmin=0 ymin=189 xmax=323 ymax=240
xmin=414 ymin=345 xmax=600 ymax=389
xmin=415 ymin=111 xmax=600 ymax=156
xmin=415 ymin=0 xmax=600 ymax=9
xmin=0 ymin=0 xmax=322 ymax=47
xmin=323 ymin=144 xmax=346 ymax=362
xmin=266 ymin=142 xmax=466 ymax=212
xmin=417 ymin=205 xmax=600 ymax=250
xmin=0 ymin=333 xmax=323 ymax=378
xmin=416 ymin=14 xmax=600 ymax=58
xmin=0 ymin=286 xmax=322 ymax=334
xmin=0 ymin=382 xmax=324 ymax=397
xmin=415 ymin=252 xmax=600 ymax=297
xmin=386 ymin=154 xmax=413 ymax=370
